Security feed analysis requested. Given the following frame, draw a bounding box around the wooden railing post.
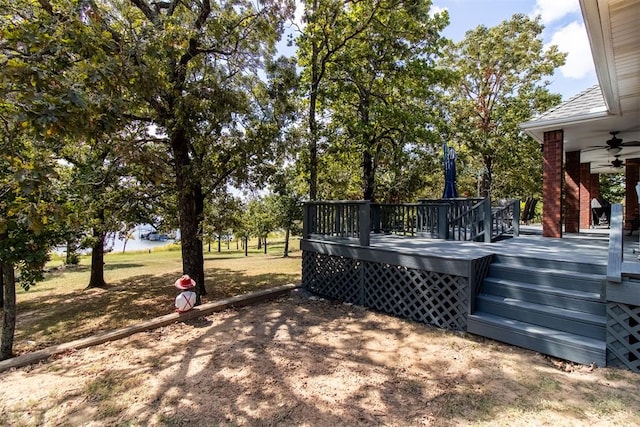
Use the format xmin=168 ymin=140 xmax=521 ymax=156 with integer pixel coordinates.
xmin=303 ymin=203 xmax=311 ymax=239
xmin=438 ymin=203 xmax=448 ymax=239
xmin=359 ymin=201 xmax=371 ymax=246
xmin=483 ymin=198 xmax=492 ymax=242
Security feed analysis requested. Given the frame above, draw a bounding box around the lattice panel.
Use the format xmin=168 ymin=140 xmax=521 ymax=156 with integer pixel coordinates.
xmin=471 ymin=256 xmax=493 ymax=296
xmin=302 ymin=251 xmax=363 ymax=304
xmin=607 ymin=303 xmax=640 ymax=373
xmin=365 ymin=263 xmax=468 ymax=331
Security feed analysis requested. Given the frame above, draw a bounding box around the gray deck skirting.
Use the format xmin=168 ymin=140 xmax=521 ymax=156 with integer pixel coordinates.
xmin=301 ymin=239 xmax=487 ymax=277
xmin=302 ymin=233 xmax=640 ymax=371
xmin=302 ymin=238 xmax=494 ymax=331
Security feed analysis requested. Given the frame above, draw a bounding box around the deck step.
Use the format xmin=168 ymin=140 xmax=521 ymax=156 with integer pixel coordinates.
xmin=492 ymin=254 xmax=607 ymax=275
xmin=467 ymin=313 xmax=606 ymax=367
xmin=489 ymin=264 xmax=604 ymax=293
xmin=482 ymin=277 xmax=604 ymax=314
xmin=475 ymin=294 xmax=606 ymax=340
xmin=471 ymin=254 xmax=607 ymax=366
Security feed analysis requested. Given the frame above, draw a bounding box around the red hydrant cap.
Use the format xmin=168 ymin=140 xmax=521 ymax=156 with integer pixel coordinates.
xmin=174 ymin=274 xmax=196 ymax=289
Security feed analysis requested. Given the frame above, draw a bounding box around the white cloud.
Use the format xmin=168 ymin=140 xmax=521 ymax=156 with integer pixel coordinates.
xmin=533 ymin=0 xmax=581 ymax=24
xmin=429 ymin=5 xmax=448 ymax=17
xmin=548 ymin=20 xmax=595 ymax=79
xmin=293 ymin=0 xmax=305 ymax=30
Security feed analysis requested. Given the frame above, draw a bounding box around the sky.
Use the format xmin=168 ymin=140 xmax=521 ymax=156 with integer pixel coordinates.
xmin=279 ymin=0 xmax=598 ymax=101
xmin=432 ymin=0 xmax=597 ymax=99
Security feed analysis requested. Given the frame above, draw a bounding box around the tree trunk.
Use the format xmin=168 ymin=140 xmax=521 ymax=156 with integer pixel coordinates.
xmin=87 ymin=207 xmax=107 ymax=288
xmin=244 ymin=236 xmax=248 ymax=257
xmin=87 ymin=230 xmax=107 ymax=288
xmin=481 ymin=155 xmax=493 ymax=199
xmin=217 ymin=235 xmax=221 ymax=253
xmin=257 ymin=237 xmax=262 ymax=250
xmin=283 ymin=228 xmax=290 ymax=258
xmin=263 ymin=235 xmax=267 ymax=254
xmin=308 ymin=29 xmax=320 ymax=201
xmin=65 ymin=241 xmax=75 ymax=265
xmin=362 ymin=150 xmax=375 ymax=201
xmin=1 ymin=262 xmax=16 ymax=360
xmin=172 ymin=128 xmax=206 ymax=299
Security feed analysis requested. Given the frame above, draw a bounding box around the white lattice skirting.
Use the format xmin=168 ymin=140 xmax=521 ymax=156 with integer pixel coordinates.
xmin=607 ymin=303 xmax=640 ymax=373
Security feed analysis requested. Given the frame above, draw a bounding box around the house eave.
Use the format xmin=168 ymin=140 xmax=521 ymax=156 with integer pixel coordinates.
xmin=579 ymin=0 xmax=621 ymax=115
xmin=520 ymin=111 xmax=613 ymax=143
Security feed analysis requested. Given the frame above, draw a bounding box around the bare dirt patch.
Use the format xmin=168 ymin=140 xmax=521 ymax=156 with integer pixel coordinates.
xmin=2 ymin=290 xmax=639 ymax=426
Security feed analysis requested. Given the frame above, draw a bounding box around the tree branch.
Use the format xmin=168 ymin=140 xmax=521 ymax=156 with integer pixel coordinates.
xmin=130 ymin=0 xmax=158 ymax=24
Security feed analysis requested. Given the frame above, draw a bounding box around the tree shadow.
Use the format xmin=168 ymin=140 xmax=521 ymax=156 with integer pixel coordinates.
xmin=13 ymin=265 xmax=299 ymax=355
xmin=15 ymin=293 xmax=640 ymax=425
xmin=103 ymin=263 xmax=146 ymax=271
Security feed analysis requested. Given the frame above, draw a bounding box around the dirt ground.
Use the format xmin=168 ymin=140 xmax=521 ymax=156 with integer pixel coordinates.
xmin=1 ymin=290 xmax=639 ymax=427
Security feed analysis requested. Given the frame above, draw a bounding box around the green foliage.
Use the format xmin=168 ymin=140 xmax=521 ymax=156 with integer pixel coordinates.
xmin=246 ymin=197 xmax=277 ymax=239
xmin=599 ymin=173 xmax=625 ymax=204
xmin=441 ymin=14 xmax=566 ymax=200
xmin=0 ymin=111 xmax=64 ymax=290
xmin=297 ymin=0 xmax=452 ymax=202
xmin=203 ymin=192 xmax=244 ymax=243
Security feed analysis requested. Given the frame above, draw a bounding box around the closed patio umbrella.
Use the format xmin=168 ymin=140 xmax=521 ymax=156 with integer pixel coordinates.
xmin=442 ymin=142 xmax=458 ymax=199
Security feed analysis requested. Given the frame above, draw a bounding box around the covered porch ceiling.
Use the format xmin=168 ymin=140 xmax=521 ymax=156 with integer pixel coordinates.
xmin=521 ymin=0 xmax=640 ymax=174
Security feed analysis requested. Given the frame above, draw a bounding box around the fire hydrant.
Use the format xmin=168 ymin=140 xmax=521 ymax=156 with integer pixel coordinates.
xmin=174 ymin=274 xmax=197 ymax=312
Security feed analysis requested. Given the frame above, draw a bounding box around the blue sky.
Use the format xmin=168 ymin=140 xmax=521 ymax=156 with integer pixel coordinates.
xmin=280 ymin=0 xmax=597 ymax=100
xmin=432 ymin=0 xmax=597 ymax=99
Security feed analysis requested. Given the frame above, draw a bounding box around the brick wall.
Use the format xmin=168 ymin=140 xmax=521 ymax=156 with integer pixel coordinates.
xmin=591 ymin=174 xmax=600 ymax=199
xmin=543 ymin=130 xmax=563 ymax=238
xmin=625 ymin=159 xmax=640 ymax=230
xmin=565 ymin=151 xmax=580 ymax=233
xmin=580 ymin=163 xmax=592 ymax=229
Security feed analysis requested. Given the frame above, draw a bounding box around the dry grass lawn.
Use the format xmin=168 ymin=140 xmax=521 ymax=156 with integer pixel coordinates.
xmin=2 ymin=238 xmax=640 ymax=426
xmin=13 ymin=240 xmax=302 ymax=355
xmin=2 ymin=292 xmax=639 ymax=426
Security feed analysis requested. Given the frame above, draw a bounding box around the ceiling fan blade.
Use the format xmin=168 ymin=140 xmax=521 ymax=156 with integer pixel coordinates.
xmin=622 ymin=140 xmax=640 ymax=147
xmin=581 ymin=145 xmax=607 ymax=152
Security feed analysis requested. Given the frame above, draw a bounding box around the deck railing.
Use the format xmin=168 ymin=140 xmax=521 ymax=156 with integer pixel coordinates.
xmin=303 ymin=200 xmax=371 ymax=246
xmin=447 ymin=198 xmax=491 ymax=242
xmin=303 ymin=198 xmax=520 ymax=245
xmin=491 ymin=199 xmax=520 ymax=240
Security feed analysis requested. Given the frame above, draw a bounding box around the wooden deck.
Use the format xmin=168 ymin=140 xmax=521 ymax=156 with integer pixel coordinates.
xmin=301 ymin=224 xmax=640 ymax=372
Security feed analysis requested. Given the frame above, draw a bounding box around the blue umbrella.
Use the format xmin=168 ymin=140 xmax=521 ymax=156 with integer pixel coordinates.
xmin=442 ymin=142 xmax=458 ymax=199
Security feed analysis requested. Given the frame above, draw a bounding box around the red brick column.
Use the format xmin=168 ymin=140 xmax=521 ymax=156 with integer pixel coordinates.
xmin=543 ymin=130 xmax=563 ymax=238
xmin=580 ymin=163 xmax=592 ymax=229
xmin=590 ymin=174 xmax=600 ymax=199
xmin=565 ymin=151 xmax=580 ymax=233
xmin=625 ymin=159 xmax=640 ymax=230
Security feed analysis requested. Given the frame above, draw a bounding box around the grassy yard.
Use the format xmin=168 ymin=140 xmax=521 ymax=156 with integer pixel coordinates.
xmin=13 ymin=237 xmax=302 ymax=355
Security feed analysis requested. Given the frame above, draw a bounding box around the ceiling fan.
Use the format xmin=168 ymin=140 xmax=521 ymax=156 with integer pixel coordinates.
xmin=583 ymin=131 xmax=640 ymax=153
xmin=592 ymin=154 xmax=625 ymax=170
